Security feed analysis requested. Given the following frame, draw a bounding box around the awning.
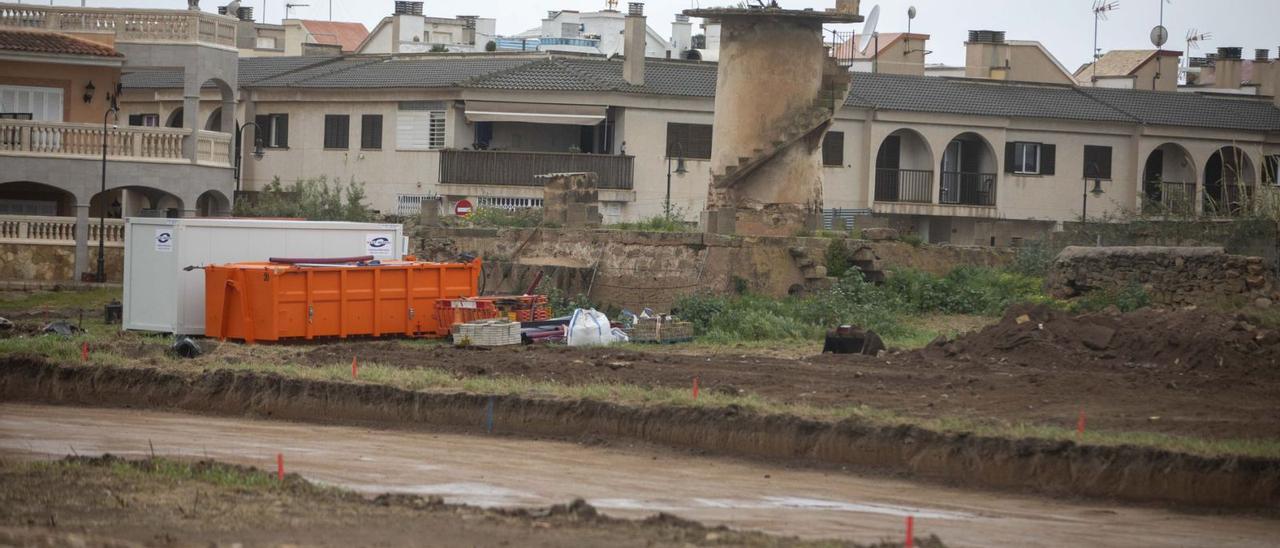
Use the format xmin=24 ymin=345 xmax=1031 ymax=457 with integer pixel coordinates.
xmin=464 ymin=101 xmax=606 ymax=126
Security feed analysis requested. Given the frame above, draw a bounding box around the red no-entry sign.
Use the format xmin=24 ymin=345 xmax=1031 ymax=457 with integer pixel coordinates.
xmin=454 ymin=199 xmax=473 ymax=217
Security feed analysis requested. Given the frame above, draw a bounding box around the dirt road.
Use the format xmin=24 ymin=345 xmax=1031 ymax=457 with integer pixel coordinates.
xmin=1 ymin=404 xmax=1274 ymax=547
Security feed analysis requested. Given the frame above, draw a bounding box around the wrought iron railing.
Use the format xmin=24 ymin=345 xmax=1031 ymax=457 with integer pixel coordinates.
xmin=874 ymin=168 xmax=933 ymax=204
xmin=1142 ymin=180 xmax=1196 ymax=216
xmin=939 ymin=171 xmax=997 ymax=206
xmin=439 ymin=149 xmax=634 ymax=190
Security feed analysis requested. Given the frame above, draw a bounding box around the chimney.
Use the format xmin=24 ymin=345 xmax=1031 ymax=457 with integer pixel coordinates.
xmin=623 ymin=2 xmax=646 ymax=86
xmin=1254 ymin=49 xmax=1276 ymax=98
xmin=1214 ymin=47 xmax=1243 ymax=89
xmin=460 ymin=15 xmax=478 ymax=45
xmin=964 ymin=30 xmax=1007 ymax=79
xmin=394 ymin=1 xmax=423 ymax=15
xmin=671 ymin=14 xmax=692 ymax=57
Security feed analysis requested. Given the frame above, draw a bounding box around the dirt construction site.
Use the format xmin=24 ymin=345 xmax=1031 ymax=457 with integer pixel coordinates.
xmin=2 ymin=286 xmax=1279 ymax=547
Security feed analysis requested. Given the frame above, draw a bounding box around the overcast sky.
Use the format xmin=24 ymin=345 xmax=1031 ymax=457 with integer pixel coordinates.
xmin=52 ymin=0 xmax=1280 ymax=69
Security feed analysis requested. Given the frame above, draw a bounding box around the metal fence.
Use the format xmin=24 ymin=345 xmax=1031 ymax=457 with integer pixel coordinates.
xmin=874 ymin=168 xmax=933 ymax=204
xmin=439 ymin=150 xmax=635 ymax=190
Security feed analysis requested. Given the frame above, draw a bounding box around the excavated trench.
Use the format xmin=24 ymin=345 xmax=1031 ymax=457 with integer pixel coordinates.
xmin=1 ymin=355 xmax=1277 ymax=510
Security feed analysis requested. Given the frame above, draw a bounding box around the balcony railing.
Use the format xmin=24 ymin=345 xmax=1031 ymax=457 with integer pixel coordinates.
xmin=1204 ymin=183 xmax=1255 ymax=217
xmin=1143 ymin=181 xmax=1196 ymax=216
xmin=939 ymin=171 xmax=997 ymax=207
xmin=440 ymin=149 xmax=634 ymax=190
xmin=0 ymin=119 xmax=231 ymax=167
xmin=0 ymin=215 xmax=125 ymax=246
xmin=0 ymin=4 xmax=237 ymax=48
xmin=874 ymin=168 xmax=932 ymax=204
xmin=539 ymin=37 xmax=601 ymax=48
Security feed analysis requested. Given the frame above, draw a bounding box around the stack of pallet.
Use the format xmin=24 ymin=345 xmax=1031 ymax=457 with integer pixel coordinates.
xmin=630 ymin=316 xmax=694 ymax=344
xmin=453 ymin=319 xmax=522 ymax=347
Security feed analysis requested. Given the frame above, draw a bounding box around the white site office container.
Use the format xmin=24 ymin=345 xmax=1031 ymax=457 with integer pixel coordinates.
xmin=123 ymin=218 xmax=408 ymax=335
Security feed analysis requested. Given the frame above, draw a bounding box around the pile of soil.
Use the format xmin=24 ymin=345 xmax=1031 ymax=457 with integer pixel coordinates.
xmin=923 ymin=304 xmax=1280 ymax=373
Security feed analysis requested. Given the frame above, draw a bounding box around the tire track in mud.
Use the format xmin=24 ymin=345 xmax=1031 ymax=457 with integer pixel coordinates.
xmin=2 ymin=354 xmax=1277 ymax=509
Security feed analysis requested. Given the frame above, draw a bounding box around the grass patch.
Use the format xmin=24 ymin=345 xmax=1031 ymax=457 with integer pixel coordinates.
xmin=676 ymin=267 xmax=1045 ymax=348
xmin=606 ymin=214 xmax=693 ymax=232
xmin=0 ymin=287 xmax=121 ymax=314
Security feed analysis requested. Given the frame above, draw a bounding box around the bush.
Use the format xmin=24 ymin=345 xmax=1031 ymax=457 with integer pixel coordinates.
xmin=1008 ymin=239 xmax=1055 ymax=277
xmin=901 ymin=233 xmax=925 ymax=247
xmin=233 ymin=176 xmax=371 ymax=222
xmin=608 ymin=215 xmax=692 ymax=232
xmin=824 ymin=238 xmax=853 ymax=278
xmin=1069 ymin=283 xmax=1151 ymax=313
xmin=674 ymin=266 xmax=1050 ymax=344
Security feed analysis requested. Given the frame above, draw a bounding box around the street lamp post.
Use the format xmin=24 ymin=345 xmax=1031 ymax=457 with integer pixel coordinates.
xmin=665 ymin=143 xmax=687 ymax=220
xmin=97 ymin=105 xmax=119 ymax=283
xmin=234 ymin=121 xmax=266 ymax=194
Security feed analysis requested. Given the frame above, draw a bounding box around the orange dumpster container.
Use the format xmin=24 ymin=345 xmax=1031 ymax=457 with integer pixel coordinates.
xmin=204 ymin=259 xmax=482 ymax=343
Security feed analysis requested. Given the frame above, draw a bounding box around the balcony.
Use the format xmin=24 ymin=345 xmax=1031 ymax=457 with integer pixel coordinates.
xmin=439 ymin=150 xmax=634 ymax=190
xmin=538 ymin=37 xmax=601 ymax=48
xmin=0 ymin=119 xmax=231 ymax=168
xmin=1143 ymin=180 xmax=1196 ymax=216
xmin=874 ymin=168 xmax=932 ymax=203
xmin=0 ymin=3 xmax=237 ymax=49
xmin=939 ymin=171 xmax=997 ymax=207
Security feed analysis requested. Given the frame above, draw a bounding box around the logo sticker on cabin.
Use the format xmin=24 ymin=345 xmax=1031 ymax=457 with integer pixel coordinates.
xmin=154 ymin=228 xmax=174 ymax=252
xmin=365 ymin=233 xmax=393 ymax=257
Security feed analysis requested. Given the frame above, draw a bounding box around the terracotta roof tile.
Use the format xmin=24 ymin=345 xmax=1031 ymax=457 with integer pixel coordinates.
xmin=299 ymin=20 xmax=369 ymax=53
xmin=0 ymin=29 xmax=122 ymax=58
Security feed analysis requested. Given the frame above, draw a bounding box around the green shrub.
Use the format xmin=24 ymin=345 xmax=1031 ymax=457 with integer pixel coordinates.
xmin=886 ymin=267 xmax=1046 ymax=316
xmin=234 ymin=176 xmax=371 ymax=222
xmin=608 ymin=215 xmax=692 ymax=232
xmin=452 ymin=207 xmax=544 ymax=228
xmin=1070 ymin=283 xmax=1151 ymax=313
xmin=901 ymin=233 xmax=925 ymax=247
xmin=1008 ymin=239 xmax=1056 ymax=277
xmin=824 ymin=238 xmax=853 ymax=278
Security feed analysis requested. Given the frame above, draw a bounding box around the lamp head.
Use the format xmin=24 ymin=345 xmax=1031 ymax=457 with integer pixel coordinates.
xmin=1090 ymin=178 xmax=1105 ymax=196
xmin=252 ymin=137 xmax=265 ymax=160
xmin=83 ymin=81 xmax=95 ymax=103
xmin=675 ymin=156 xmax=687 ymax=174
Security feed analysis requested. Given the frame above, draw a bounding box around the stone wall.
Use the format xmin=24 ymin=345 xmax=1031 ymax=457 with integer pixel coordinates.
xmin=419 ymin=227 xmax=1012 ymax=312
xmin=1047 ymin=246 xmax=1275 ymax=306
xmin=0 ymin=244 xmax=124 ymax=282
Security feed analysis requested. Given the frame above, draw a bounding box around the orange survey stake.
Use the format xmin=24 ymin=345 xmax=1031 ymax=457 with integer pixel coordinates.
xmin=203 ymin=259 xmax=482 ymax=343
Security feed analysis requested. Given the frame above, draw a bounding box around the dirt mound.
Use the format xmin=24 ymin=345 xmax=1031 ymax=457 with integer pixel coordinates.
xmin=926 ymin=304 xmax=1280 ymax=372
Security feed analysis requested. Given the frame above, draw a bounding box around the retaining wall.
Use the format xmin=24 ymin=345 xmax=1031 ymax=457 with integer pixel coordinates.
xmin=1047 ymin=246 xmax=1275 ymax=305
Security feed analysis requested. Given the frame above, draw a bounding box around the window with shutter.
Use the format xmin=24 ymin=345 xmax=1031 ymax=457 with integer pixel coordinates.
xmin=665 ymin=122 xmax=712 ymax=159
xmin=397 ymin=102 xmax=447 ymax=151
xmin=1011 ymin=142 xmax=1041 ymax=174
xmin=822 ymin=131 xmax=845 ymax=166
xmin=323 ymin=114 xmax=350 ymax=149
xmin=361 ymin=114 xmax=383 ymax=150
xmin=1083 ymin=145 xmax=1113 ymax=179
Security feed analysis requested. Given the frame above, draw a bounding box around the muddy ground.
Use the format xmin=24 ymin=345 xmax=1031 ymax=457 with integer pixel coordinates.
xmin=0 ymin=455 xmax=929 ymax=548
xmin=280 ymin=304 xmax=1280 ymax=440
xmin=4 ymin=293 xmax=1278 ymax=441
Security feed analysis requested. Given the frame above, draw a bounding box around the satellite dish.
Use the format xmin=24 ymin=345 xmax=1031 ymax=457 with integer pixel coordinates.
xmin=857 ymin=4 xmax=880 ymax=53
xmin=907 ymin=6 xmax=916 ymax=20
xmin=1150 ymin=25 xmax=1169 ymax=48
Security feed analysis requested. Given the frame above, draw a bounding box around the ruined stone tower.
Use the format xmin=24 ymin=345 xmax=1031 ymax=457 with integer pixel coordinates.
xmin=685 ymin=5 xmax=861 ymax=236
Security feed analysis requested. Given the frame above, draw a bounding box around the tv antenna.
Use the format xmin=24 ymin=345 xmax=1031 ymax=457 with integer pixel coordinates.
xmin=1090 ymin=0 xmax=1119 ymax=83
xmin=605 ymin=0 xmax=618 ymax=10
xmin=285 ymin=2 xmax=309 ymax=19
xmin=857 ymin=4 xmax=880 ymax=72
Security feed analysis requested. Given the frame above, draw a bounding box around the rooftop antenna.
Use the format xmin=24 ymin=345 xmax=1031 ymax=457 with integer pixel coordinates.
xmin=903 ymin=6 xmax=930 ymax=58
xmin=1091 ymin=0 xmax=1119 ymax=83
xmin=606 ymin=0 xmax=618 ymax=10
xmin=285 ymin=2 xmax=309 ymax=20
xmin=857 ymin=4 xmax=880 ymax=73
xmin=1183 ymin=28 xmax=1212 ymax=82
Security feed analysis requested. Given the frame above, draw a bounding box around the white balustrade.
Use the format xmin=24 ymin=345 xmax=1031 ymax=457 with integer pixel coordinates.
xmin=0 ymin=119 xmax=227 ymax=167
xmin=0 ymin=4 xmax=236 ymax=48
xmin=0 ymin=215 xmax=125 ymax=246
